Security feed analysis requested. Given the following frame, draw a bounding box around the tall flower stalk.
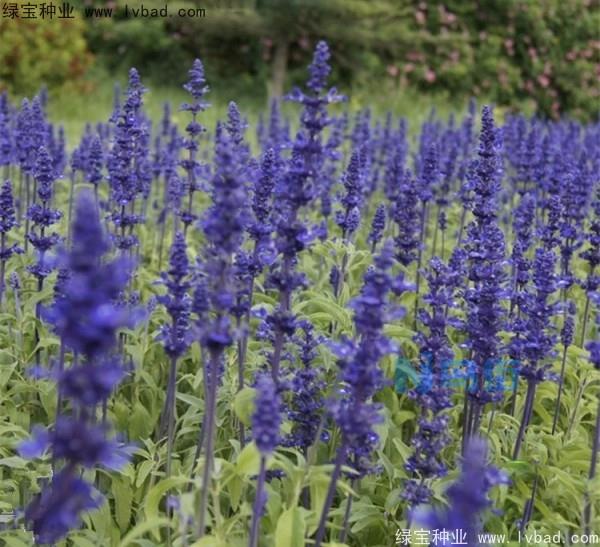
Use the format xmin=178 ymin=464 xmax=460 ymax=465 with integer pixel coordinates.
xmin=583 ymin=292 xmax=599 ymax=535
xmin=462 ymin=106 xmax=507 ymax=443
xmin=368 ymin=204 xmax=386 ymax=253
xmin=27 ymin=146 xmax=62 ymax=362
xmin=19 ymin=191 xmax=137 ymax=544
xmin=107 ymin=68 xmax=147 ymax=254
xmin=248 ymin=374 xmax=281 ymax=547
xmin=314 ymin=242 xmax=411 ymax=546
xmin=0 ymin=180 xmax=21 ymax=305
xmin=412 ymin=436 xmax=509 ymax=542
xmin=196 ymin=123 xmax=248 ymax=537
xmin=157 ymin=232 xmax=192 ymax=476
xmin=180 ymin=59 xmax=209 ymax=236
xmin=512 ymin=246 xmax=558 ymax=459
xmin=265 ymin=40 xmax=344 ymax=386
xmin=402 ymin=257 xmax=456 ymax=509
xmin=235 ymin=147 xmax=277 ymax=443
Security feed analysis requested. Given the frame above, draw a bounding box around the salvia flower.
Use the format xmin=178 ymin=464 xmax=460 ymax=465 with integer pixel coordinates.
xmin=0 ymin=180 xmax=22 ymax=303
xmin=392 ymin=168 xmax=421 ymax=266
xmin=412 ymin=437 xmax=509 ymax=543
xmin=43 ymin=191 xmax=136 ymax=357
xmin=107 ymin=68 xmax=147 ymax=251
xmin=285 ymin=40 xmax=345 ymax=194
xmin=285 ymin=320 xmax=327 ymax=451
xmin=27 ymin=147 xmax=62 ymax=281
xmin=331 ymin=242 xmax=412 ymax=476
xmin=22 ymin=469 xmax=103 ymax=545
xmin=0 ymin=93 xmax=13 ymax=168
xmin=368 ymin=203 xmax=386 ymax=252
xmin=462 ymin=107 xmax=507 ymax=435
xmin=248 ymin=147 xmax=277 ymax=270
xmin=0 ymin=180 xmax=21 ymax=260
xmin=85 ymin=136 xmax=104 ymax=192
xmin=513 ymin=229 xmax=560 ymax=459
xmin=252 ymin=373 xmax=281 ymax=455
xmin=195 ymin=122 xmax=249 ymax=536
xmin=158 ymin=232 xmax=192 ymax=359
xmin=21 ymin=191 xmax=137 ymax=543
xmin=335 ymin=150 xmax=363 ymax=240
xmin=264 ymin=42 xmax=344 ymax=386
xmin=180 ymin=59 xmax=210 ymax=232
xmin=403 ymin=257 xmax=457 ymax=507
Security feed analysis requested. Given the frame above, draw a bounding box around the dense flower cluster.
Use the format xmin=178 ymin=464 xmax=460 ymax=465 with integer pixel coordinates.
xmin=107 ymin=68 xmax=148 ymax=251
xmin=403 ymin=257 xmax=458 ymax=506
xmin=158 ymin=231 xmax=192 ymax=359
xmin=180 ymin=58 xmax=209 ymax=231
xmin=413 ymin=437 xmax=509 ymax=543
xmin=27 ymin=146 xmax=62 ymax=281
xmin=20 ymin=191 xmax=137 ymax=543
xmin=330 ymin=242 xmax=412 ymax=477
xmin=0 ymin=180 xmax=21 ymax=299
xmin=462 ymin=106 xmax=507 ymax=435
xmin=264 ymin=40 xmax=345 ymax=386
xmin=1 ymin=40 xmax=598 ymax=547
xmin=252 ymin=373 xmax=281 ymax=455
xmin=284 ymin=320 xmax=327 ymax=452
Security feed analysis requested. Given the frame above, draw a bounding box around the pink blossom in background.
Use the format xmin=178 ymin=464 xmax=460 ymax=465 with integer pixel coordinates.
xmin=298 ymin=37 xmax=310 ymax=50
xmin=528 ymin=47 xmax=538 ymax=61
xmin=537 ymin=74 xmax=550 ymax=88
xmin=406 ymin=50 xmax=424 ymax=62
xmin=424 ymin=68 xmax=436 ymax=83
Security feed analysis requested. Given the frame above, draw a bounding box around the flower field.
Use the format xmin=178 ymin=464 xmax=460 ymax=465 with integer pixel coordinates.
xmin=0 ymin=41 xmax=598 ymax=546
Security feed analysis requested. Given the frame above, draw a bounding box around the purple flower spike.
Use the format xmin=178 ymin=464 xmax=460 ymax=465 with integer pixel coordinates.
xmin=412 ymin=437 xmax=509 ymax=543
xmin=24 ymin=469 xmax=103 ymax=545
xmin=252 ymin=374 xmax=281 ymax=455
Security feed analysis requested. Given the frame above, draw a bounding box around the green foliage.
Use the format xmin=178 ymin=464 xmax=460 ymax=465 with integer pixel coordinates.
xmin=0 ymin=184 xmax=598 ymax=543
xmin=0 ymin=3 xmax=91 ymax=96
xmin=87 ymin=0 xmax=598 ymax=119
xmin=3 ymin=0 xmax=596 ymax=118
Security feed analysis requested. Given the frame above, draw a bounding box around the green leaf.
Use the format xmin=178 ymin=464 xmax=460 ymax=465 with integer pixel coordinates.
xmin=0 ymin=536 xmax=32 ymax=547
xmin=190 ymin=537 xmax=229 ymax=547
xmin=233 ymin=386 xmax=255 ymax=427
xmin=136 ymin=460 xmax=155 ymax=488
xmin=227 ymin=473 xmax=244 ymax=511
xmin=71 ymin=536 xmax=99 ymax=547
xmin=129 ymin=402 xmax=154 ymax=440
xmin=275 ymin=507 xmax=306 ymax=547
xmin=307 ymin=470 xmax=331 ymax=534
xmin=235 ymin=442 xmax=260 ymax=476
xmin=88 ymin=500 xmax=113 ymax=542
xmin=0 ymin=457 xmax=27 ymax=469
xmin=118 ymin=517 xmax=171 ymax=547
xmin=505 ymin=460 xmax=533 ymax=477
xmin=144 ymin=477 xmax=189 ymax=540
xmin=112 ymin=476 xmax=133 ymax=532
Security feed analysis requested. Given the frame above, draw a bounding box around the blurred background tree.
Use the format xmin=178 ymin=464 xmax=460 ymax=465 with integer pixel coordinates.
xmin=0 ymin=11 xmax=91 ymax=96
xmin=0 ymin=0 xmax=598 ymax=120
